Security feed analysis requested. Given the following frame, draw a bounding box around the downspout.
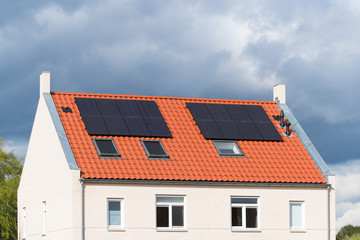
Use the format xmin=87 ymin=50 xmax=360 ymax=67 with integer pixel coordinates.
xmin=327 ymin=184 xmax=330 ymax=240
xmin=81 ymin=180 xmax=84 ymax=240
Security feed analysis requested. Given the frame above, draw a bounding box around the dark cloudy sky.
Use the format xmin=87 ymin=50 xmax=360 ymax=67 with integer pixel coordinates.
xmin=1 ymin=0 xmax=359 ymax=229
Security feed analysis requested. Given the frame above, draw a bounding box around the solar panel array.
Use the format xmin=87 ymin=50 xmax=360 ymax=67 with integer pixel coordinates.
xmin=186 ymin=103 xmax=283 ymax=141
xmin=75 ymin=98 xmax=172 ymax=137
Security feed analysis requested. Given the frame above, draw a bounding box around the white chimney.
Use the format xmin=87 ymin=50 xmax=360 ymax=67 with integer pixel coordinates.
xmin=40 ymin=71 xmax=50 ymax=95
xmin=273 ymin=84 xmax=286 ymax=104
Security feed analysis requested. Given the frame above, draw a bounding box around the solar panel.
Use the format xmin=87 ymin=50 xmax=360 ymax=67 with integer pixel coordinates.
xmin=76 ymin=98 xmax=172 ymax=137
xmin=75 ymin=98 xmax=109 ymax=135
xmin=245 ymin=105 xmax=270 ymax=122
xmin=207 ymin=104 xmax=233 ymax=120
xmin=96 ymin=99 xmax=129 ymax=135
xmin=196 ymin=120 xmax=223 ymax=139
xmin=255 ymin=122 xmax=283 ymax=141
xmin=186 ymin=102 xmax=282 ymax=141
xmin=138 ymin=100 xmax=173 ymax=137
xmin=145 ymin=118 xmax=172 ymax=137
xmin=235 ymin=121 xmax=263 ymax=140
xmin=186 ymin=103 xmax=213 ymax=120
xmin=215 ymin=120 xmax=243 ymax=139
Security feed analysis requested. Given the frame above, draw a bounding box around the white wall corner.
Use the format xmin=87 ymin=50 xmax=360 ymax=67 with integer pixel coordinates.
xmin=40 ymin=72 xmax=51 ymax=95
xmin=273 ymin=84 xmax=286 ymax=104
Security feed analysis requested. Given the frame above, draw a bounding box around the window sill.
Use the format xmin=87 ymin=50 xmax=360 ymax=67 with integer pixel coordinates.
xmin=108 ymin=227 xmax=125 ymax=232
xmin=231 ymin=228 xmax=261 ymax=232
xmin=290 ymin=229 xmax=306 ymax=233
xmin=156 ymin=228 xmax=188 ymax=232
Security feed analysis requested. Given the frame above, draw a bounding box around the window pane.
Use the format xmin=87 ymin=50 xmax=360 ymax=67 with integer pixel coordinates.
xmin=290 ymin=204 xmax=302 ymax=228
xmin=214 ymin=141 xmax=242 ymax=155
xmin=109 ymin=201 xmax=121 ymax=225
xmin=96 ymin=140 xmax=118 ymax=154
xmin=246 ymin=208 xmax=257 ymax=228
xmin=157 ymin=196 xmax=184 ymax=203
xmin=232 ymin=207 xmax=242 ymax=226
xmin=143 ymin=141 xmax=167 ymax=156
xmin=157 ymin=207 xmax=169 ymax=227
xmin=172 ymin=206 xmax=184 ymax=226
xmin=231 ymin=198 xmax=257 ymax=204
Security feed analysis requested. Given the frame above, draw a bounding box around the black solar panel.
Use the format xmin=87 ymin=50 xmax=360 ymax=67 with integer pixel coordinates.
xmin=186 ymin=102 xmax=283 ymax=141
xmin=75 ymin=98 xmax=172 ymax=137
xmin=75 ymin=98 xmax=109 ymax=135
xmin=215 ymin=120 xmax=242 ymax=139
xmin=235 ymin=121 xmax=263 ymax=140
xmin=245 ymin=105 xmax=270 ymax=122
xmin=96 ymin=99 xmax=129 ymax=135
xmin=226 ymin=105 xmax=252 ymax=122
xmin=255 ymin=122 xmax=283 ymax=141
xmin=186 ymin=103 xmax=213 ymax=120
xmin=196 ymin=120 xmax=223 ymax=139
xmin=207 ymin=104 xmax=233 ymax=120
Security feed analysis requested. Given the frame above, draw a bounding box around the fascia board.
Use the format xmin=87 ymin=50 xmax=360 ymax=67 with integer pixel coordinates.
xmin=43 ymin=93 xmax=79 ymax=170
xmin=277 ymin=103 xmax=332 ymax=181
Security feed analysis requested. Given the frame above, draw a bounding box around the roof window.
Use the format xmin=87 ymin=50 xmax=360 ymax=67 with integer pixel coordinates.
xmin=213 ymin=140 xmax=244 ymax=156
xmin=141 ymin=140 xmax=169 ymax=159
xmin=93 ymin=139 xmax=121 ymax=158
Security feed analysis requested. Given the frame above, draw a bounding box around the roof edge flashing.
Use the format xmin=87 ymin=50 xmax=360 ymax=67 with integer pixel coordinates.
xmin=43 ymin=93 xmax=79 ymax=170
xmin=277 ymin=103 xmax=332 ymax=181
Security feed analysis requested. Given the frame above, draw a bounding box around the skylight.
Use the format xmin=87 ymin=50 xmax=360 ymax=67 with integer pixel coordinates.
xmin=213 ymin=140 xmax=243 ymax=156
xmin=141 ymin=140 xmax=169 ymax=159
xmin=93 ymin=139 xmax=121 ymax=158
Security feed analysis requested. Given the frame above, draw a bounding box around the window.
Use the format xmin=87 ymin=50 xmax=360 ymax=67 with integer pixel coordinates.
xmin=93 ymin=139 xmax=120 ymax=158
xmin=22 ymin=207 xmax=26 ymax=239
xmin=108 ymin=199 xmax=124 ymax=230
xmin=42 ymin=201 xmax=46 ymax=236
xmin=231 ymin=197 xmax=259 ymax=230
xmin=213 ymin=140 xmax=243 ymax=156
xmin=141 ymin=140 xmax=169 ymax=159
xmin=290 ymin=202 xmax=304 ymax=231
xmin=156 ymin=196 xmax=185 ymax=229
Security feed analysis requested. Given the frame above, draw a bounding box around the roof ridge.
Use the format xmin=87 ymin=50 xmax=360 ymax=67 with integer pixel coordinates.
xmin=51 ymin=91 xmax=275 ymax=104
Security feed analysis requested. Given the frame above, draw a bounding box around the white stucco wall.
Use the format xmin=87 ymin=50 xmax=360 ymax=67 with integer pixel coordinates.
xmin=83 ymin=181 xmax=331 ymax=240
xmin=17 ymin=94 xmax=81 ymax=240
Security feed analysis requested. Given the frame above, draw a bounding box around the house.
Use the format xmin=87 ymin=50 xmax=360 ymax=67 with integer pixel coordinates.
xmin=18 ymin=72 xmax=336 ymax=240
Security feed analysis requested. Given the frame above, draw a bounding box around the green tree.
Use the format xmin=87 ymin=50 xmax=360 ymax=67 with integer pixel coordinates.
xmin=349 ymin=233 xmax=360 ymax=240
xmin=337 ymin=225 xmax=360 ymax=240
xmin=0 ymin=138 xmax=22 ymax=240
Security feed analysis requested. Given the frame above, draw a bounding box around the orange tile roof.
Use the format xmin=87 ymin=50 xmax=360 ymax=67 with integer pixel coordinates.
xmin=51 ymin=92 xmax=326 ymax=184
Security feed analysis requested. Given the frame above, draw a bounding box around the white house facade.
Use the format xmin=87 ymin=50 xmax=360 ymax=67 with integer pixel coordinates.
xmin=18 ymin=72 xmax=335 ymax=240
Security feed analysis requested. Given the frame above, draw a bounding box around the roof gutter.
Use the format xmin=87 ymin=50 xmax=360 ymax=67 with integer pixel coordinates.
xmin=79 ymin=177 xmax=329 ymax=188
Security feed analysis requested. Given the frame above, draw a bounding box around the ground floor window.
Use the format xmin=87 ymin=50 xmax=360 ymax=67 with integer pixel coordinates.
xmin=156 ymin=196 xmax=185 ymax=229
xmin=108 ymin=199 xmax=124 ymax=229
xmin=231 ymin=197 xmax=259 ymax=230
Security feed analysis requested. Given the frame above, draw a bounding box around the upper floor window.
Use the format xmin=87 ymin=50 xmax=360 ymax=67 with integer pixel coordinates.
xmin=231 ymin=197 xmax=259 ymax=230
xmin=156 ymin=196 xmax=185 ymax=229
xmin=213 ymin=140 xmax=243 ymax=156
xmin=108 ymin=199 xmax=124 ymax=230
xmin=290 ymin=201 xmax=305 ymax=231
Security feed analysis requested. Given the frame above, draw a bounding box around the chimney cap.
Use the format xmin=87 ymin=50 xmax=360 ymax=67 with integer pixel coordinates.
xmin=40 ymin=71 xmax=50 ymax=95
xmin=273 ymin=84 xmax=286 ymax=104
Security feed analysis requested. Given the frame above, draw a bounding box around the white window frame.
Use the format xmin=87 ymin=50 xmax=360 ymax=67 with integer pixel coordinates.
xmin=231 ymin=197 xmax=260 ymax=231
xmin=107 ymin=199 xmax=124 ymax=231
xmin=156 ymin=195 xmax=186 ymax=231
xmin=22 ymin=207 xmax=26 ymax=239
xmin=42 ymin=201 xmax=46 ymax=236
xmin=290 ymin=201 xmax=305 ymax=232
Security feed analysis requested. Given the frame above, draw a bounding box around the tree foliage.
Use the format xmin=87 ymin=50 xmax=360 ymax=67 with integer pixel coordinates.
xmin=0 ymin=138 xmax=22 ymax=240
xmin=337 ymin=225 xmax=360 ymax=240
